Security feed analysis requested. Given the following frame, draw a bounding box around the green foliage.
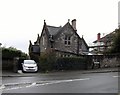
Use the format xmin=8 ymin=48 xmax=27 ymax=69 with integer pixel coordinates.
xmin=110 ymin=28 xmax=120 ymax=54
xmin=39 ymin=52 xmax=57 ymax=72
xmin=2 ymin=46 xmax=28 ymax=59
xmin=38 ymin=52 xmax=88 ymax=72
xmin=29 ymin=52 xmax=40 ymax=62
xmin=56 ymin=57 xmax=88 ymax=70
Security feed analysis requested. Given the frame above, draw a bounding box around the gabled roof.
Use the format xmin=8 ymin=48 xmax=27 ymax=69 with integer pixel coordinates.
xmin=54 ymin=22 xmax=78 ymax=39
xmin=81 ymin=37 xmax=89 ymax=49
xmin=46 ymin=25 xmax=61 ymax=36
xmin=39 ymin=20 xmax=50 ymax=41
xmin=30 ymin=20 xmax=89 ymax=55
xmin=39 ymin=20 xmax=88 ymax=49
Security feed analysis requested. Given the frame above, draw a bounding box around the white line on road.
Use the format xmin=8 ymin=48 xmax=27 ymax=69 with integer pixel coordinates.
xmin=3 ymin=78 xmax=90 ymax=91
xmin=36 ymin=78 xmax=90 ymax=86
xmin=27 ymin=78 xmax=90 ymax=89
xmin=113 ymin=76 xmax=119 ymax=78
xmin=0 ymin=85 xmax=5 ymax=90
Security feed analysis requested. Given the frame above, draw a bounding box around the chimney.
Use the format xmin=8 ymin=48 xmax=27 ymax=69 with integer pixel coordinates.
xmin=97 ymin=33 xmax=101 ymax=41
xmin=71 ymin=19 xmax=77 ymax=31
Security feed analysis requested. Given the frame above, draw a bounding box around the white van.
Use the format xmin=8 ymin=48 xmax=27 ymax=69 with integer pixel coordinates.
xmin=22 ymin=60 xmax=38 ymax=72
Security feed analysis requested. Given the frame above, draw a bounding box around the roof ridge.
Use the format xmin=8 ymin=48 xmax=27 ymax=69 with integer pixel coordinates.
xmin=47 ymin=25 xmax=62 ymax=28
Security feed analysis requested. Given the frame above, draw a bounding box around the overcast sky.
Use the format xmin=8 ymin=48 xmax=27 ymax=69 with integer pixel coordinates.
xmin=0 ymin=0 xmax=119 ymax=53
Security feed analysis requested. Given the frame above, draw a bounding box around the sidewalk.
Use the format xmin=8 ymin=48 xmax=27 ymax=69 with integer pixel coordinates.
xmin=81 ymin=67 xmax=119 ymax=74
xmin=1 ymin=67 xmax=119 ymax=77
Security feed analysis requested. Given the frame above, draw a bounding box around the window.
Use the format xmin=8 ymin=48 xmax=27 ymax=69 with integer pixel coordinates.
xmin=65 ymin=41 xmax=67 ymax=44
xmin=64 ymin=35 xmax=71 ymax=46
xmin=68 ymin=41 xmax=70 ymax=45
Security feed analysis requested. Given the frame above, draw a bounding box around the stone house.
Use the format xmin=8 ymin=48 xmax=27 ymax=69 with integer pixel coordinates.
xmin=29 ymin=19 xmax=89 ymax=57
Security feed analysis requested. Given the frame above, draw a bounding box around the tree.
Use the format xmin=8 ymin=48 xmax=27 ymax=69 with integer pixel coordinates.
xmin=111 ymin=28 xmax=120 ymax=54
xmin=2 ymin=46 xmax=28 ymax=59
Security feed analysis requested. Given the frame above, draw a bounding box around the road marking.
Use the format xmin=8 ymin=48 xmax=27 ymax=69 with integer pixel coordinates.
xmin=113 ymin=76 xmax=119 ymax=78
xmin=0 ymin=85 xmax=5 ymax=90
xmin=27 ymin=78 xmax=90 ymax=88
xmin=3 ymin=82 xmax=31 ymax=86
xmin=3 ymin=78 xmax=90 ymax=91
xmin=26 ymin=82 xmax=36 ymax=87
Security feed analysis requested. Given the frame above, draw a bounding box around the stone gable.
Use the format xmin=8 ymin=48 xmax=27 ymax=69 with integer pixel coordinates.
xmin=29 ymin=19 xmax=89 ymax=57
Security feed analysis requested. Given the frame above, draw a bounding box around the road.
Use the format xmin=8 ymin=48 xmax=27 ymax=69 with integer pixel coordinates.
xmin=1 ymin=71 xmax=119 ymax=93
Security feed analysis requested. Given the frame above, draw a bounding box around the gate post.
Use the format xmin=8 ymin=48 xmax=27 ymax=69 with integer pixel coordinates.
xmin=13 ymin=57 xmax=19 ymax=73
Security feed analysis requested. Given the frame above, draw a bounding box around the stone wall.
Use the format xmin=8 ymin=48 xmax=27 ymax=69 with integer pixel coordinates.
xmin=101 ymin=57 xmax=120 ymax=68
xmin=81 ymin=55 xmax=120 ymax=69
xmin=2 ymin=59 xmax=14 ymax=70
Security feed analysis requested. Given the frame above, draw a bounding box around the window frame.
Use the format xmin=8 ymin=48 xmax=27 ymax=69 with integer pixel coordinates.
xmin=64 ymin=35 xmax=71 ymax=46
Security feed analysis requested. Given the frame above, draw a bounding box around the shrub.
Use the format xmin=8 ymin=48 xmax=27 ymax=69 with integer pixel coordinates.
xmin=38 ymin=54 xmax=88 ymax=72
xmin=55 ymin=57 xmax=88 ymax=70
xmin=38 ymin=52 xmax=57 ymax=72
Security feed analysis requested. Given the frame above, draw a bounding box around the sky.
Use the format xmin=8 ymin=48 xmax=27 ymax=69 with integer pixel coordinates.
xmin=0 ymin=0 xmax=119 ymax=54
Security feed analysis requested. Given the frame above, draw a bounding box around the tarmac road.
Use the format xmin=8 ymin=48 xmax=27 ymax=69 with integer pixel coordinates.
xmin=1 ymin=70 xmax=119 ymax=93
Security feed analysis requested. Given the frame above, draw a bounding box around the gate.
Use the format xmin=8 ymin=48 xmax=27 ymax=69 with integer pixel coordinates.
xmin=13 ymin=57 xmax=25 ymax=72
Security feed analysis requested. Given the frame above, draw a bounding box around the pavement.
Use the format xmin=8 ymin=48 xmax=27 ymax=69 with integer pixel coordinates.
xmin=1 ymin=67 xmax=119 ymax=77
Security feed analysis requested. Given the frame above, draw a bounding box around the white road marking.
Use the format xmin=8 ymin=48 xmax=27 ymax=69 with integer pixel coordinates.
xmin=26 ymin=82 xmax=36 ymax=87
xmin=3 ymin=82 xmax=31 ymax=86
xmin=0 ymin=85 xmax=5 ymax=90
xmin=3 ymin=78 xmax=90 ymax=91
xmin=35 ymin=78 xmax=90 ymax=86
xmin=113 ymin=76 xmax=119 ymax=78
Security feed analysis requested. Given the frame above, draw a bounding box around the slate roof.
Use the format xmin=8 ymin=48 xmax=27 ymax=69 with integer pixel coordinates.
xmin=46 ymin=25 xmax=62 ymax=35
xmin=46 ymin=22 xmax=89 ymax=49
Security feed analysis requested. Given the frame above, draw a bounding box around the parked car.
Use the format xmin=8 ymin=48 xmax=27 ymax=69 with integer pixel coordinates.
xmin=22 ymin=60 xmax=38 ymax=72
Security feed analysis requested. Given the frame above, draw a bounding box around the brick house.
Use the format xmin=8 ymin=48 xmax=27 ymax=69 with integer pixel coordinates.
xmin=29 ymin=19 xmax=89 ymax=57
xmin=92 ymin=28 xmax=119 ymax=54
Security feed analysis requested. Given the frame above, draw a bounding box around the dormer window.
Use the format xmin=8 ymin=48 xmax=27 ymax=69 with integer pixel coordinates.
xmin=64 ymin=35 xmax=71 ymax=46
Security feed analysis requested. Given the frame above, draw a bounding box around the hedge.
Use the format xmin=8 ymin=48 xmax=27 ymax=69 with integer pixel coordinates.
xmin=55 ymin=57 xmax=88 ymax=70
xmin=38 ymin=56 xmax=89 ymax=72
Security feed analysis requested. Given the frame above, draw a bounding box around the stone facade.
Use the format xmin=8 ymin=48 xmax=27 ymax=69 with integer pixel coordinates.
xmin=101 ymin=57 xmax=120 ymax=68
xmin=29 ymin=19 xmax=89 ymax=57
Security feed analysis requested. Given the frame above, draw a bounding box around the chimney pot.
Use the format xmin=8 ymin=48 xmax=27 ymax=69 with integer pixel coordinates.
xmin=97 ymin=33 xmax=101 ymax=41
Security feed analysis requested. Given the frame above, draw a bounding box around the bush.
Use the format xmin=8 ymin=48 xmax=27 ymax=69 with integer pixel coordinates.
xmin=38 ymin=53 xmax=88 ymax=72
xmin=2 ymin=47 xmax=28 ymax=59
xmin=38 ymin=52 xmax=57 ymax=72
xmin=2 ymin=47 xmax=28 ymax=70
xmin=29 ymin=52 xmax=39 ymax=62
xmin=55 ymin=57 xmax=88 ymax=70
